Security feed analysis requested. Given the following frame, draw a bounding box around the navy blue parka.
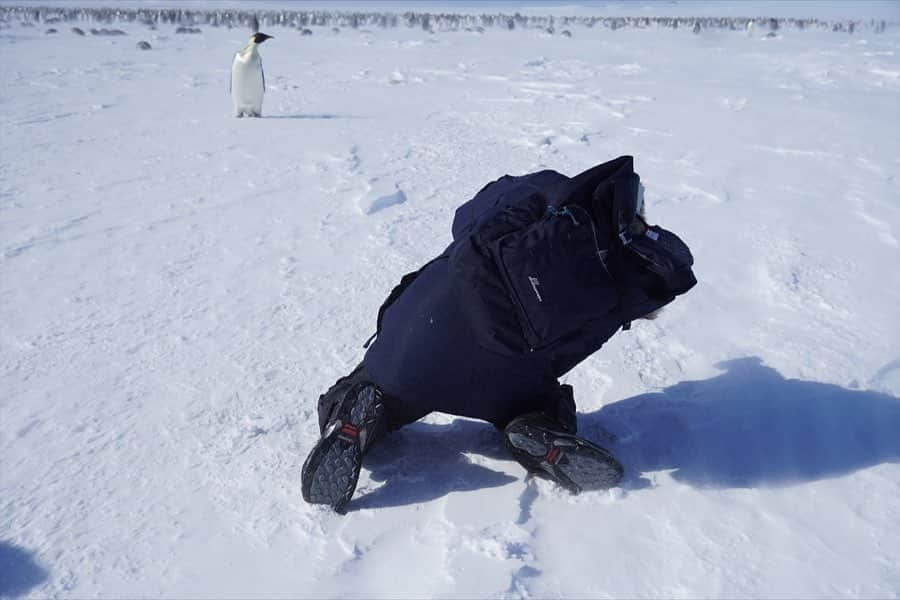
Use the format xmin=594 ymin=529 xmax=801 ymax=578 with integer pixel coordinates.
xmin=363 ymin=156 xmax=689 ymax=427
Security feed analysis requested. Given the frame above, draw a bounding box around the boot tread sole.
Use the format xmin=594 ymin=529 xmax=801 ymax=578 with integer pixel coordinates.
xmin=505 ymin=420 xmax=623 ymax=493
xmin=301 ymin=384 xmax=381 ymax=514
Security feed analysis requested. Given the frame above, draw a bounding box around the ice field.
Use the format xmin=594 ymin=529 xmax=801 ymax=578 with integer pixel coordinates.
xmin=1 ymin=2 xmax=900 ymax=597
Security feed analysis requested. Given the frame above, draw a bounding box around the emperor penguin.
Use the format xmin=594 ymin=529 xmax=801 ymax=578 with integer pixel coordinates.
xmin=231 ymin=32 xmax=273 ymax=118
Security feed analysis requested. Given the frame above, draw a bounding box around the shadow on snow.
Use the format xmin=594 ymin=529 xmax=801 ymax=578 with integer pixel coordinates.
xmin=354 ymin=417 xmax=516 ymax=511
xmin=0 ymin=542 xmax=48 ymax=597
xmin=353 ymin=357 xmax=900 ymax=509
xmin=590 ymin=356 xmax=900 ymax=490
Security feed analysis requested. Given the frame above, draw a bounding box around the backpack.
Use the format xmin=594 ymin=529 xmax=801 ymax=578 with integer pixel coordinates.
xmin=447 ymin=155 xmax=696 ymax=360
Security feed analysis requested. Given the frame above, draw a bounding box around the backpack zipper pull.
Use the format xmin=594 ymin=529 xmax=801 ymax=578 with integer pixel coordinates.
xmin=545 ymin=205 xmax=579 ymax=225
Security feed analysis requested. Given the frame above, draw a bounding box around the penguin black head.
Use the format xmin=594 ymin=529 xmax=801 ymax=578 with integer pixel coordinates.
xmin=251 ymin=32 xmax=273 ymax=44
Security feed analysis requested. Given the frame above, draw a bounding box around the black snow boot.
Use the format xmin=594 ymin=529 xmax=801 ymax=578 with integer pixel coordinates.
xmin=301 ymin=381 xmax=388 ymax=513
xmin=503 ymin=412 xmax=623 ymax=493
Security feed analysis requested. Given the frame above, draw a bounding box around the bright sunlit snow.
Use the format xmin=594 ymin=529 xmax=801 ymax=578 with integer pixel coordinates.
xmin=1 ymin=2 xmax=899 ymax=598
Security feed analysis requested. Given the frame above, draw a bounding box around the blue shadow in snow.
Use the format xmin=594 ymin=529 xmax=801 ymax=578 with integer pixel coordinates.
xmin=583 ymin=357 xmax=900 ymax=489
xmin=352 ymin=418 xmax=517 ymax=511
xmin=0 ymin=541 xmax=48 ymax=597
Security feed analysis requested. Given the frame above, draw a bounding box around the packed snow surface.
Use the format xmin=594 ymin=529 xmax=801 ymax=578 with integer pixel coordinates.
xmin=1 ymin=5 xmax=899 ymax=598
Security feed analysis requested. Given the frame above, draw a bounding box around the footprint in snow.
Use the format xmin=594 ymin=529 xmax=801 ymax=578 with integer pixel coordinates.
xmin=365 ymin=189 xmax=407 ymax=214
xmin=357 ymin=177 xmax=408 ymax=215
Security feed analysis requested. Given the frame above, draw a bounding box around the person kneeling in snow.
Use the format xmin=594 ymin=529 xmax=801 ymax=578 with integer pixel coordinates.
xmin=301 ymin=155 xmax=697 ymax=513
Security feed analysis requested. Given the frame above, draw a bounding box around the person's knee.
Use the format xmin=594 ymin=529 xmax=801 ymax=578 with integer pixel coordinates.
xmin=380 ymin=392 xmax=428 ymax=431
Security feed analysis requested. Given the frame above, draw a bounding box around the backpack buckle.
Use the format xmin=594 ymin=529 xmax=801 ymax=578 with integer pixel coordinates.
xmin=618 ymin=231 xmax=632 ymax=246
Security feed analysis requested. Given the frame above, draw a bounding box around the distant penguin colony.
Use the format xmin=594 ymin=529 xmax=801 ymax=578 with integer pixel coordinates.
xmin=230 ymin=32 xmax=272 ymax=118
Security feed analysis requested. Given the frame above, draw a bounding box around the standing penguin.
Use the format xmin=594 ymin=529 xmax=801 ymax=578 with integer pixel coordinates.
xmin=231 ymin=32 xmax=272 ymax=118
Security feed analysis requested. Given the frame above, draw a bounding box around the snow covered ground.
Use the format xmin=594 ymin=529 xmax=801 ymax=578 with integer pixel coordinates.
xmin=1 ymin=3 xmax=899 ymax=598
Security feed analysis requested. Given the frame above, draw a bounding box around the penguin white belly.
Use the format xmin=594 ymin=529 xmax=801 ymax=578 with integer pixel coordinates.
xmin=231 ymin=52 xmax=264 ymax=116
